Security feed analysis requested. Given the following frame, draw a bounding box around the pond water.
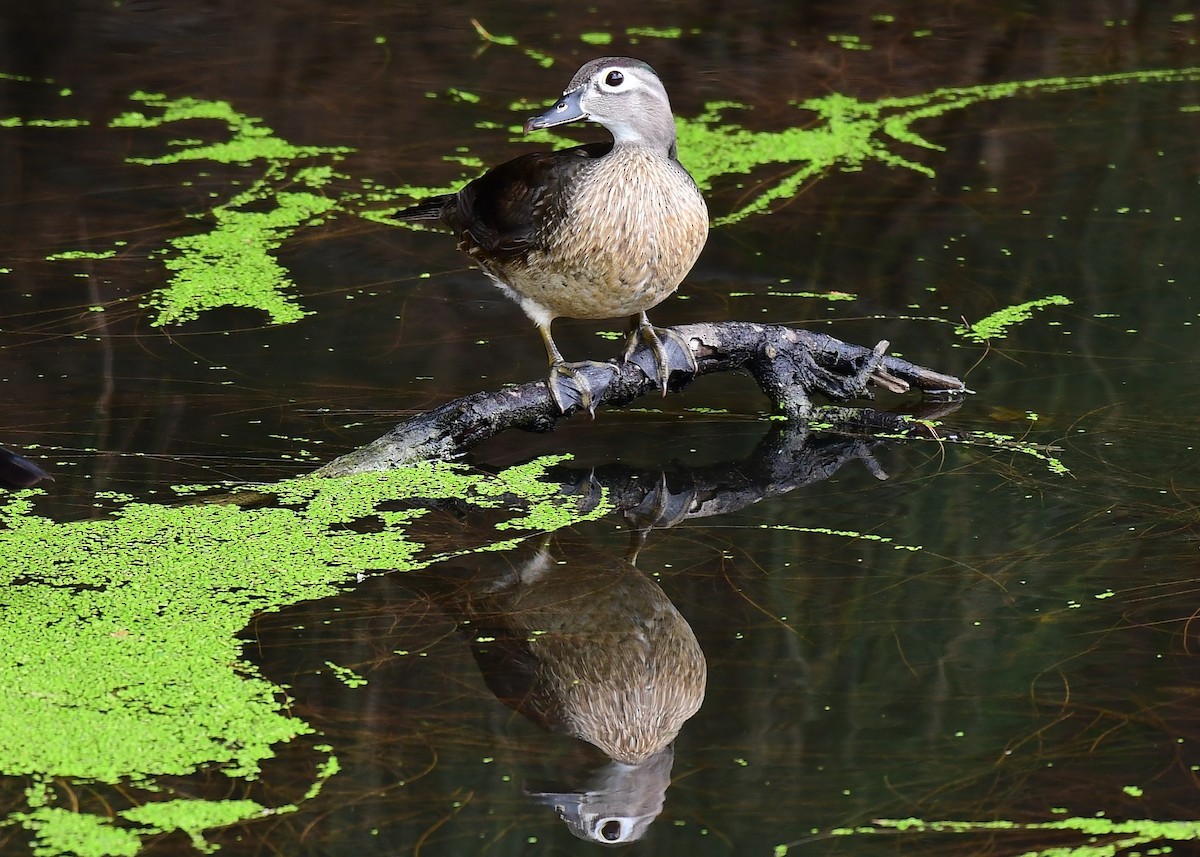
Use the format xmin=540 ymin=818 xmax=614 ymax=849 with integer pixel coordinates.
xmin=3 ymin=2 xmax=1200 ymax=855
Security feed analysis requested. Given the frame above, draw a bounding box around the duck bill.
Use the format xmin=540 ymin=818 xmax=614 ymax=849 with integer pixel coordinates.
xmin=524 ymin=88 xmax=587 ymax=133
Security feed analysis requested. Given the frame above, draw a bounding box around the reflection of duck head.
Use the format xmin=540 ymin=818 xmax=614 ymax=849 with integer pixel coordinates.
xmin=526 ymin=747 xmax=674 ymax=845
xmin=454 ymin=548 xmax=707 ymax=765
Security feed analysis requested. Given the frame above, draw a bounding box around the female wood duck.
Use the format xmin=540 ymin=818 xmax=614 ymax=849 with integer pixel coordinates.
xmin=396 ymin=57 xmax=709 ymax=413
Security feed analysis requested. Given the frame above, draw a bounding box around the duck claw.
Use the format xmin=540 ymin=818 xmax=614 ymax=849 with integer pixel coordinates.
xmin=623 ymin=318 xmax=697 ymax=395
xmin=547 ymin=361 xmax=619 ymax=416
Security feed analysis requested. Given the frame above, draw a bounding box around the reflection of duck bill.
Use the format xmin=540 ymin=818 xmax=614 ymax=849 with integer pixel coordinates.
xmin=526 ymin=748 xmax=674 ymax=845
xmin=460 ymin=552 xmax=707 ymax=765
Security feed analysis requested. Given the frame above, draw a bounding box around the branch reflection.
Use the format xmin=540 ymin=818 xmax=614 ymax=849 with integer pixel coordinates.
xmin=399 ymin=418 xmax=930 ymax=844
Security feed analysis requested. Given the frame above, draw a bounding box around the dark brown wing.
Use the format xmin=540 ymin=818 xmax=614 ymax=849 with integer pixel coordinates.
xmin=396 ymin=142 xmax=613 ymax=259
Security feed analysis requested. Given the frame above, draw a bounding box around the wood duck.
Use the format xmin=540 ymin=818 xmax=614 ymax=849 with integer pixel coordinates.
xmin=396 ymin=57 xmax=709 ymax=413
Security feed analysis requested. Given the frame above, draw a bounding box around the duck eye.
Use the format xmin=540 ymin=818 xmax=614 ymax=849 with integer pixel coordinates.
xmin=604 ymin=70 xmax=624 ymax=87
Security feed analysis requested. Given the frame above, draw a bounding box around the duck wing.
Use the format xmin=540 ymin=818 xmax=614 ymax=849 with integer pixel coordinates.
xmin=396 ymin=142 xmax=612 ymax=260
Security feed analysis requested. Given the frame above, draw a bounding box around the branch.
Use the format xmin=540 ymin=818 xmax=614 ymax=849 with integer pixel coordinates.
xmin=315 ymin=321 xmax=968 ymax=475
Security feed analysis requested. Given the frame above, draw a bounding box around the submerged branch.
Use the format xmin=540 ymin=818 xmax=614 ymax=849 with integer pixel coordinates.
xmin=315 ymin=321 xmax=968 ymax=475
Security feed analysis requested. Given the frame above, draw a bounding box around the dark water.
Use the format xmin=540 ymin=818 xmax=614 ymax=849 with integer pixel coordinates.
xmin=4 ymin=2 xmax=1200 ymax=855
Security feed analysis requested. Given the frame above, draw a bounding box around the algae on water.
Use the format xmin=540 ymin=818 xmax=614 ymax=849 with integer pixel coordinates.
xmin=956 ymin=295 xmax=1073 ymax=343
xmin=17 ymin=66 xmax=1198 ymax=325
xmin=0 ymin=457 xmax=607 ymax=856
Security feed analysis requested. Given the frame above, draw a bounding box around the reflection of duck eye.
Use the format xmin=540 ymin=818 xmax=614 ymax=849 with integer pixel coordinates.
xmin=600 ymin=819 xmax=623 ymax=841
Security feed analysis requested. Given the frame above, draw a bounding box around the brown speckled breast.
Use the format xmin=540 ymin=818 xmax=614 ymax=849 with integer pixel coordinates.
xmin=498 ymin=147 xmax=708 ymax=322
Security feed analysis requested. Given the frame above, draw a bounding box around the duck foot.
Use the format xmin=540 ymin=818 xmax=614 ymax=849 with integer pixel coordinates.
xmin=623 ymin=315 xmax=698 ymax=395
xmin=547 ymin=360 xmax=619 ymax=416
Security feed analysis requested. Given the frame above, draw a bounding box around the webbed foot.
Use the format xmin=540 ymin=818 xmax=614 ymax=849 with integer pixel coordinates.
xmin=547 ymin=360 xmax=619 ymax=416
xmin=622 ymin=313 xmax=697 ymax=395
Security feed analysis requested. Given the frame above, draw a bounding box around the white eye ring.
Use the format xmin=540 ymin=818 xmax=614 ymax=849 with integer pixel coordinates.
xmin=593 ymin=816 xmax=634 ymax=843
xmin=599 ymin=68 xmax=628 ymax=90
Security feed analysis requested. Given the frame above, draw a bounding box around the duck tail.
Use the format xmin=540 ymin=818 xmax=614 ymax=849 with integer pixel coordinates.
xmin=394 ymin=195 xmax=452 ymax=222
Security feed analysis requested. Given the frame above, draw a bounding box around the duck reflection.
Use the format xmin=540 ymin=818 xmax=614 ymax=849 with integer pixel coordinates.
xmin=525 ymin=744 xmax=675 ymax=845
xmin=386 ymin=420 xmax=965 ymax=843
xmin=417 ymin=545 xmax=705 ymax=844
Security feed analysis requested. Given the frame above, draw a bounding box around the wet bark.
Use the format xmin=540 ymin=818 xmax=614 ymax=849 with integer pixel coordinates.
xmin=315 ymin=321 xmax=968 ymax=475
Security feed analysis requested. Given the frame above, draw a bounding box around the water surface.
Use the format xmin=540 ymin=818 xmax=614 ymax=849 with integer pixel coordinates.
xmin=2 ymin=3 xmax=1200 ymax=855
